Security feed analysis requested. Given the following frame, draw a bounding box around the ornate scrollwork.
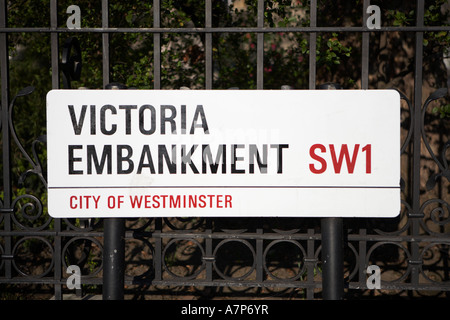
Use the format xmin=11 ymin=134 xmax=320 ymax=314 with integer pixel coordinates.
xmin=397 ymin=89 xmax=414 ymax=193
xmin=8 ymin=86 xmax=47 ymax=189
xmin=420 ymin=242 xmax=450 ymax=284
xmin=162 ymin=238 xmax=205 ymax=279
xmin=425 ymin=140 xmax=450 ymax=191
xmin=11 ymin=194 xmax=50 ymax=231
xmin=12 ymin=236 xmax=54 ymax=278
xmin=398 ymin=89 xmax=414 ymax=156
xmin=263 ymin=240 xmax=306 ymax=281
xmin=366 ymin=242 xmax=411 ymax=284
xmin=62 ymin=237 xmax=103 ymax=278
xmin=421 ymin=88 xmax=449 ymax=191
xmin=419 ymin=199 xmax=450 ymax=236
xmin=213 ymin=239 xmax=256 ymax=281
xmin=6 ymin=86 xmax=50 ymax=230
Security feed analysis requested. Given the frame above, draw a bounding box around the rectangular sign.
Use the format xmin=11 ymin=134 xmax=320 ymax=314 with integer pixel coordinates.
xmin=46 ymin=89 xmax=400 ymax=218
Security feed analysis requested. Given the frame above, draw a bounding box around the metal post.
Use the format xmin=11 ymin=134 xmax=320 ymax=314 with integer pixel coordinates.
xmin=321 ymin=217 xmax=344 ymax=300
xmin=103 ymin=218 xmax=125 ymax=300
xmin=319 ymin=82 xmax=344 ymax=300
xmin=102 ymin=82 xmax=127 ymax=300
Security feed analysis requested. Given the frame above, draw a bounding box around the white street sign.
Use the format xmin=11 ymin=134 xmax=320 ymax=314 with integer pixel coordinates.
xmin=46 ymin=89 xmax=400 ymax=218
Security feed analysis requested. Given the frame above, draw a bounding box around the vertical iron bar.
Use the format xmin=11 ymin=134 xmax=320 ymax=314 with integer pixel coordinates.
xmin=154 ymin=218 xmax=162 ymax=281
xmin=103 ymin=218 xmax=125 ymax=300
xmin=153 ymin=0 xmax=161 ymax=89
xmin=50 ymin=0 xmax=59 ymax=89
xmin=309 ymin=0 xmax=317 ymax=89
xmin=411 ymin=0 xmax=425 ymax=288
xmin=359 ymin=1 xmax=370 ymax=296
xmin=205 ymin=219 xmax=213 ymax=282
xmin=205 ymin=0 xmax=212 ymax=89
xmin=50 ymin=0 xmax=62 ymax=300
xmin=255 ymin=220 xmax=264 ymax=283
xmin=307 ymin=0 xmax=318 ymax=298
xmin=0 ymin=0 xmax=12 ymax=280
xmin=256 ymin=0 xmax=264 ymax=89
xmin=361 ymin=0 xmax=370 ymax=89
xmin=306 ymin=228 xmax=316 ymax=300
xmin=321 ymin=217 xmax=344 ymax=300
xmin=53 ymin=216 xmax=62 ymax=299
xmin=102 ymin=0 xmax=110 ymax=87
xmin=358 ymin=228 xmax=367 ymax=289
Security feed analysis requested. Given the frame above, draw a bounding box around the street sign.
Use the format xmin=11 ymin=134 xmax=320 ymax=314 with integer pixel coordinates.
xmin=46 ymin=89 xmax=400 ymax=218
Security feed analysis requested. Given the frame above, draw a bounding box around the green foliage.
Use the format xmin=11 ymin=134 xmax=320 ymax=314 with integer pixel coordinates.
xmin=386 ymin=9 xmax=414 ymax=26
xmin=5 ymin=1 xmax=362 ymax=92
xmin=433 ymin=103 xmax=450 ymax=119
xmin=385 ymin=0 xmax=450 ymax=51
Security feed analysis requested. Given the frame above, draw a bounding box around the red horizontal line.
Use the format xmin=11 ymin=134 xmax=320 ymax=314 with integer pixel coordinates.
xmin=49 ymin=185 xmax=400 ymax=189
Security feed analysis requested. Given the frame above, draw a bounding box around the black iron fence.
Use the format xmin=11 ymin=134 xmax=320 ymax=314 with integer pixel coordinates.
xmin=0 ymin=0 xmax=449 ymax=300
